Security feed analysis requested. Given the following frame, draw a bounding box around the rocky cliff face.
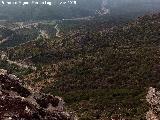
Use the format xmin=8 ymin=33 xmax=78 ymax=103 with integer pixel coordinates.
xmin=0 ymin=70 xmax=76 ymax=120
xmin=146 ymin=87 xmax=160 ymax=120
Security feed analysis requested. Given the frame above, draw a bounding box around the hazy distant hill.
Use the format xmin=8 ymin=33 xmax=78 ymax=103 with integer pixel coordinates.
xmin=0 ymin=0 xmax=102 ymax=20
xmin=0 ymin=0 xmax=160 ymax=21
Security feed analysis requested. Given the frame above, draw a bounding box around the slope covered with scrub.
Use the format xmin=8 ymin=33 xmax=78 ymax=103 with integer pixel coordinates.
xmin=3 ymin=13 xmax=160 ymax=119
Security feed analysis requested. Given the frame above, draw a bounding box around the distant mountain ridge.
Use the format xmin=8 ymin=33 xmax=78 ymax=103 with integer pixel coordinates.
xmin=0 ymin=0 xmax=101 ymax=20
xmin=0 ymin=0 xmax=160 ymax=20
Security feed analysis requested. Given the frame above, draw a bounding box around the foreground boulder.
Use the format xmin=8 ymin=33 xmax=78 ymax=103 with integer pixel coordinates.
xmin=0 ymin=73 xmax=75 ymax=120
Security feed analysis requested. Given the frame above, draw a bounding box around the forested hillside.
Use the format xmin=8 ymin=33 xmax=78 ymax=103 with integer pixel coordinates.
xmin=2 ymin=13 xmax=160 ymax=119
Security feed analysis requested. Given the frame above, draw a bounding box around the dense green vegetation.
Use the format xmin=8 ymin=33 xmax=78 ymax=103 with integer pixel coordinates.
xmin=4 ymin=13 xmax=160 ymax=119
xmin=2 ymin=28 xmax=38 ymax=47
xmin=0 ymin=21 xmax=58 ymax=49
xmin=0 ymin=59 xmax=33 ymax=77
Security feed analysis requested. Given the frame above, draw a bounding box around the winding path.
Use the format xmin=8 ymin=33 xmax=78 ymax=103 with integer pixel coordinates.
xmin=54 ymin=24 xmax=61 ymax=37
xmin=1 ymin=52 xmax=36 ymax=70
xmin=7 ymin=59 xmax=37 ymax=70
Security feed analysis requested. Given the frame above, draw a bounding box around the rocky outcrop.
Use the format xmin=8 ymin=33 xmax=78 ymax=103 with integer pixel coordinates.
xmin=146 ymin=87 xmax=160 ymax=120
xmin=0 ymin=72 xmax=75 ymax=120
